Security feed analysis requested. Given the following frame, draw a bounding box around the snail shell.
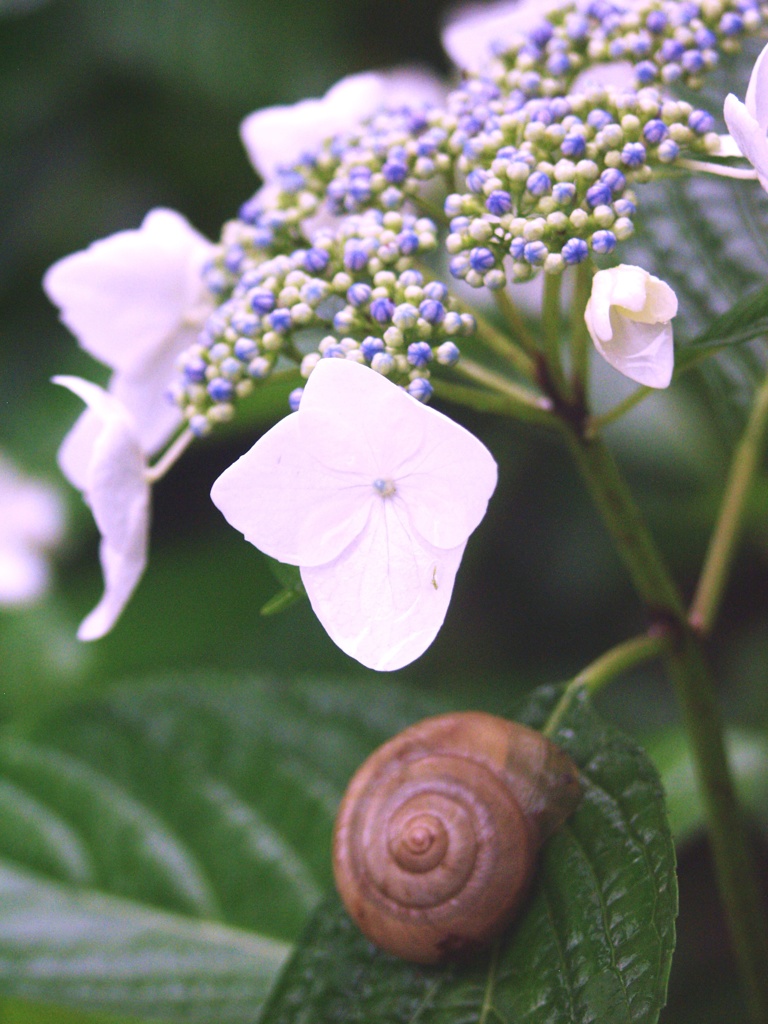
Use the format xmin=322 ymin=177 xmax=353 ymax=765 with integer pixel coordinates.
xmin=333 ymin=711 xmax=581 ymax=964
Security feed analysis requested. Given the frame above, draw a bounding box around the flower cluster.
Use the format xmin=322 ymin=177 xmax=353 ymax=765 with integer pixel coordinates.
xmin=43 ymin=0 xmax=768 ymax=665
xmin=174 ymin=210 xmax=476 ymax=434
xmin=444 ymin=85 xmax=720 ymax=283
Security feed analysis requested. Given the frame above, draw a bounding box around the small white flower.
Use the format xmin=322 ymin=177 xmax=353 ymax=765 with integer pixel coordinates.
xmin=240 ymin=69 xmax=444 ymax=182
xmin=584 ymin=265 xmax=677 ymax=388
xmin=0 ymin=454 xmax=65 ymax=607
xmin=52 ymin=376 xmax=151 ymax=641
xmin=723 ymin=41 xmax=768 ymax=191
xmin=44 ymin=208 xmax=214 ymax=457
xmin=211 ymin=359 xmax=497 ymax=671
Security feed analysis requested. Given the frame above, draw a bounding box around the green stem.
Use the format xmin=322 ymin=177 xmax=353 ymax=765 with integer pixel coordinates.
xmin=565 ymin=423 xmax=768 ymax=1024
xmin=562 ymin=427 xmax=685 ymax=616
xmin=468 ymin=305 xmax=539 ymax=381
xmin=665 ymin=634 xmax=768 ymax=1024
xmin=569 ymin=262 xmax=593 ymax=399
xmin=544 ymin=631 xmax=670 ymax=739
xmin=494 ymin=288 xmax=540 ymax=356
xmin=690 ymin=368 xmax=768 ymax=634
xmin=542 ymin=272 xmax=568 ymax=396
xmin=434 ymin=379 xmax=551 ymax=423
xmin=452 ymin=358 xmax=555 ymax=424
xmin=587 ymin=385 xmax=652 ymax=434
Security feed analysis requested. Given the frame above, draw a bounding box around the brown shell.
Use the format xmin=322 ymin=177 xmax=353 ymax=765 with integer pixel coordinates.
xmin=332 ymin=711 xmax=581 ymax=964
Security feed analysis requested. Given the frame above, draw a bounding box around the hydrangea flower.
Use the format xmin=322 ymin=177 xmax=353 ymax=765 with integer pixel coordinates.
xmin=240 ymin=69 xmax=445 ymax=183
xmin=0 ymin=454 xmax=65 ymax=606
xmin=584 ymin=265 xmax=677 ymax=388
xmin=211 ymin=358 xmax=497 ymax=671
xmin=723 ymin=41 xmax=768 ymax=191
xmin=53 ymin=376 xmax=151 ymax=641
xmin=44 ymin=208 xmax=215 ymax=458
xmin=442 ymin=0 xmax=564 ymax=72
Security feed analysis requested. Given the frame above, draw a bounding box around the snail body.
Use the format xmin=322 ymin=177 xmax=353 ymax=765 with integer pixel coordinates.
xmin=332 ymin=711 xmax=581 ymax=964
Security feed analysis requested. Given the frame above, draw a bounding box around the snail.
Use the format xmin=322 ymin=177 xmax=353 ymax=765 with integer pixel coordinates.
xmin=332 ymin=711 xmax=582 ymax=964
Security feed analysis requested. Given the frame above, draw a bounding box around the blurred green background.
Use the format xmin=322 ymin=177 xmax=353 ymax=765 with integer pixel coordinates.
xmin=1 ymin=1 xmax=767 ymax=1022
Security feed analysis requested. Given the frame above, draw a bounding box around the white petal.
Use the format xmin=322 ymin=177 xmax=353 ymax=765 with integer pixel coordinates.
xmin=240 ymin=74 xmax=388 ymax=180
xmin=442 ymin=0 xmax=561 ymax=72
xmin=723 ymin=93 xmax=768 ymax=184
xmin=572 ymin=61 xmax=635 ymax=92
xmin=53 ymin=376 xmax=150 ymax=640
xmin=210 ymin=411 xmax=373 ymax=567
xmin=301 ymin=497 xmax=466 ymax=671
xmin=240 ymin=69 xmax=443 ymax=181
xmin=744 ymin=41 xmax=768 ymax=129
xmin=301 ymin=359 xmax=497 ymax=550
xmin=43 ymin=208 xmax=212 ymax=376
xmin=715 ymin=133 xmax=745 ymax=158
xmin=594 ymin=316 xmax=674 ymax=388
xmin=585 ymin=266 xmax=677 ymax=388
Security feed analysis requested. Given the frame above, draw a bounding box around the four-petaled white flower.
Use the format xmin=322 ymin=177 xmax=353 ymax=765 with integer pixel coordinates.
xmin=211 ymin=359 xmax=497 ymax=671
xmin=44 ymin=208 xmax=215 ymax=459
xmin=0 ymin=454 xmax=65 ymax=607
xmin=584 ymin=265 xmax=678 ymax=388
xmin=723 ymin=41 xmax=768 ymax=192
xmin=52 ymin=376 xmax=151 ymax=642
xmin=240 ymin=70 xmax=444 ymax=183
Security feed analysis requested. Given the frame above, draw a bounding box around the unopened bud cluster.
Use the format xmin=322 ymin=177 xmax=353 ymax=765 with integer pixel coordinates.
xmin=169 ymin=0 xmax=765 ymax=432
xmin=173 ymin=210 xmax=472 ymax=433
xmin=445 ymin=85 xmax=720 ymax=284
xmin=489 ymin=0 xmax=765 ymax=96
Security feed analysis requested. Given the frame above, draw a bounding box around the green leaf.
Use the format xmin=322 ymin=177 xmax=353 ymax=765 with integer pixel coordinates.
xmin=260 ymin=558 xmax=307 ymax=617
xmin=0 ymin=674 xmax=439 ymax=1023
xmin=259 ymin=685 xmax=678 ymax=1024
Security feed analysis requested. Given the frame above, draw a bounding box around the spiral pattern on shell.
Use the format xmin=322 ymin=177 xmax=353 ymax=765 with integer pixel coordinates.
xmin=333 ymin=711 xmax=581 ymax=964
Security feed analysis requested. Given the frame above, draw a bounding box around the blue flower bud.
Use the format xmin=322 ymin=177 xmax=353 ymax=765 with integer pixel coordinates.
xmin=343 ymin=242 xmax=369 ymax=272
xmin=407 ymin=377 xmax=433 ymax=402
xmin=419 ymin=299 xmax=446 ymax=324
xmin=360 ymin=336 xmax=385 ymax=360
xmin=220 ymin=357 xmax=243 ymax=379
xmin=370 ymin=297 xmax=396 ymax=324
xmin=250 ymin=289 xmax=275 ymax=314
xmin=643 ymin=119 xmax=668 ymax=144
xmin=621 ymin=142 xmax=646 ymax=168
xmin=526 ymin=170 xmax=551 ymax=197
xmin=347 ymin=283 xmax=372 ymax=308
xmin=510 ymin=236 xmax=526 ymax=259
xmin=407 ymin=341 xmax=433 ymax=367
xmin=469 ymin=247 xmax=496 ymax=273
xmin=523 ymin=240 xmax=548 ymax=264
xmin=645 ymin=9 xmax=667 ymax=31
xmin=719 ymin=12 xmax=743 ymax=34
xmin=189 ymin=414 xmax=210 ymax=437
xmin=486 ymin=190 xmax=513 ymax=215
xmin=586 ymin=182 xmax=612 ymax=207
xmin=466 ymin=169 xmax=488 ymax=194
xmin=657 ymin=139 xmax=680 ymax=162
xmin=383 ymin=160 xmax=408 ymax=184
xmin=269 ymin=308 xmax=293 ymax=333
xmin=561 ymin=134 xmax=586 ymax=158
xmin=392 ymin=303 xmax=420 ymax=330
xmin=695 ymin=26 xmax=716 ymax=48
xmin=553 ymin=182 xmax=577 ymax=205
xmin=397 ymin=230 xmax=421 ymax=255
xmin=561 ymin=238 xmax=589 ymax=264
xmin=234 ymin=337 xmax=258 ymax=361
xmin=635 ymin=60 xmax=658 ymax=84
xmin=601 ymin=168 xmax=626 ymax=193
xmin=423 ymin=281 xmax=448 ymax=302
xmin=183 ymin=356 xmax=208 ymax=383
xmin=288 ymin=387 xmax=304 ymax=411
xmin=660 ymin=38 xmax=685 ymax=62
xmin=304 ymin=248 xmax=330 ymax=273
xmin=436 ymin=340 xmax=461 ymax=365
xmin=591 ymin=229 xmax=616 ymax=254
xmin=587 ymin=109 xmax=613 ymax=129
xmin=400 ymin=269 xmax=424 ymax=288
xmin=207 ymin=377 xmax=235 ymax=402
xmin=689 ymin=109 xmax=715 ymax=134
xmin=613 ymin=197 xmax=636 ymax=216
xmin=682 ymin=49 xmax=705 ymax=74
xmin=449 ymin=254 xmax=470 ymax=279
xmin=248 ymin=356 xmax=271 ymax=379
